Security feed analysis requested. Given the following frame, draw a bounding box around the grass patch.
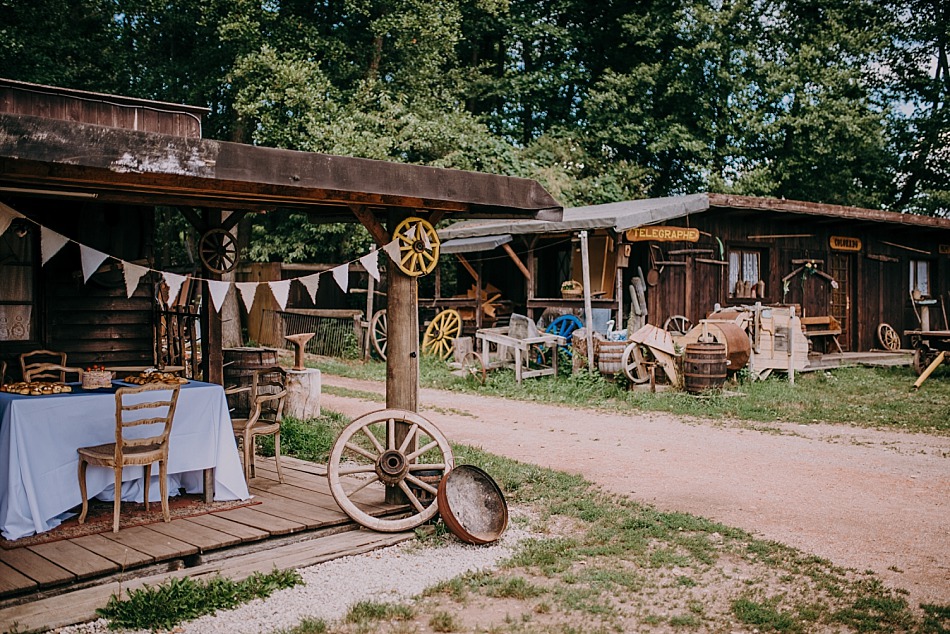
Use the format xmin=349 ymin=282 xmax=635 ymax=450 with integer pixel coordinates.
xmin=429 ymin=610 xmax=461 ymax=632
xmin=97 ymin=569 xmax=301 ymax=630
xmin=732 ymin=594 xmax=803 ymax=633
xmin=343 ymin=600 xmax=414 ymax=624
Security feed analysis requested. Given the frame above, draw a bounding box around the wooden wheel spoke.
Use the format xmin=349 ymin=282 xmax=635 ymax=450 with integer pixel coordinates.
xmin=400 ymin=250 xmax=414 ymax=267
xmin=336 ymin=464 xmax=376 ymax=476
xmin=360 ymin=425 xmax=385 ymax=454
xmin=344 ymin=442 xmax=378 ymax=462
xmin=405 ymin=473 xmax=439 ymax=496
xmin=398 ymin=423 xmax=419 ymax=454
xmin=398 ymin=480 xmax=427 ymax=513
xmin=387 ymin=417 xmax=395 ymax=451
xmin=406 ymin=440 xmax=439 ymax=461
xmin=346 ymin=475 xmax=380 ymax=496
xmin=408 ymin=463 xmax=446 ymax=471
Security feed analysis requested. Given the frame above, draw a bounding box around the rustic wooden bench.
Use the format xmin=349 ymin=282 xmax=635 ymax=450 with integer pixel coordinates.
xmin=800 ymin=315 xmax=843 ymax=353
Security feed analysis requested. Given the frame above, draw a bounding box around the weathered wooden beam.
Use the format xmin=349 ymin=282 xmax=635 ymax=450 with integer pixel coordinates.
xmin=349 ymin=204 xmax=390 ymax=247
xmin=502 ymin=243 xmax=531 ymax=280
xmin=455 ymin=254 xmax=479 ymax=281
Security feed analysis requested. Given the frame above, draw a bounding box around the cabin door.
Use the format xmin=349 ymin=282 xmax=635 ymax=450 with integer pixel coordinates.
xmin=829 ymin=253 xmax=854 ymax=351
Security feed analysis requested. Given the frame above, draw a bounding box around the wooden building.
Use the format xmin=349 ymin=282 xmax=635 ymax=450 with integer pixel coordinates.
xmin=0 ymin=77 xmax=561 ymax=400
xmin=439 ymin=193 xmax=950 ymax=353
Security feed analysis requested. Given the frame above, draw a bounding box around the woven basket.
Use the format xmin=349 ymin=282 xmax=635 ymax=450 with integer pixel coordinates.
xmin=560 ymin=280 xmax=583 ymax=298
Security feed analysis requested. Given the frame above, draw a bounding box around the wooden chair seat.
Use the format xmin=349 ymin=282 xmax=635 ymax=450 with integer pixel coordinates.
xmin=77 ymin=383 xmax=180 ymax=532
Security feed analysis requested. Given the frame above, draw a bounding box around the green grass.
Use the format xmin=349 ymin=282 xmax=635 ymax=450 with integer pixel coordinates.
xmin=315 ymin=354 xmax=950 ymax=434
xmin=96 ymin=569 xmax=302 ymax=630
xmin=343 ymin=599 xmax=414 ymax=624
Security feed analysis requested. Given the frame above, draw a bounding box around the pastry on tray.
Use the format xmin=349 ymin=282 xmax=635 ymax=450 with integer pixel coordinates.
xmin=0 ymin=381 xmax=73 ymax=396
xmin=123 ymin=371 xmax=188 ymax=385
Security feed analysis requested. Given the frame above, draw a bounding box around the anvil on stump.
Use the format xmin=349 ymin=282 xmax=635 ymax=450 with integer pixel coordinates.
xmin=283 ymin=333 xmax=321 ymax=419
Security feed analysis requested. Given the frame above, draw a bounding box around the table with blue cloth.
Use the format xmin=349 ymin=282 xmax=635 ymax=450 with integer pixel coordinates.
xmin=0 ymin=380 xmax=250 ymax=541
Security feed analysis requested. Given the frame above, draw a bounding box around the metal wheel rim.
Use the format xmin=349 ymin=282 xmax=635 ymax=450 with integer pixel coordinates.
xmin=622 ymin=342 xmax=650 ymax=384
xmin=422 ymin=309 xmax=462 ymax=360
xmin=370 ymin=309 xmax=388 ymax=360
xmin=877 ymin=323 xmax=900 ymax=351
xmin=327 ymin=409 xmax=454 ymax=532
xmin=392 ymin=217 xmax=440 ymax=277
xmin=199 ymin=228 xmax=239 ymax=274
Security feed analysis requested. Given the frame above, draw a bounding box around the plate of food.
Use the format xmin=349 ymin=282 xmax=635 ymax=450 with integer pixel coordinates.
xmin=120 ymin=371 xmax=189 ymax=386
xmin=0 ymin=381 xmax=74 ymax=396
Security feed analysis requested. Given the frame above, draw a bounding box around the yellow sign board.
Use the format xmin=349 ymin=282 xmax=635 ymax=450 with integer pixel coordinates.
xmin=830 ymin=236 xmax=862 ymax=252
xmin=626 ymin=226 xmax=699 ymax=242
xmin=940 ymin=244 xmax=950 ymax=255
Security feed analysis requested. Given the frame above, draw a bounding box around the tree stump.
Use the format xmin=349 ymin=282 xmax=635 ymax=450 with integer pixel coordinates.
xmin=285 ymin=368 xmax=321 ymax=419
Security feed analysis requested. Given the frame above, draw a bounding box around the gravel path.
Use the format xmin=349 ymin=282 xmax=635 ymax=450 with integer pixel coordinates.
xmin=323 ymin=374 xmax=950 ymax=608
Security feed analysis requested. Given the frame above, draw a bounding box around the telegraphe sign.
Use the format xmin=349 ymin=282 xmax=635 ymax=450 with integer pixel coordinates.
xmin=829 ymin=236 xmax=862 ymax=252
xmin=626 ymin=226 xmax=699 ymax=242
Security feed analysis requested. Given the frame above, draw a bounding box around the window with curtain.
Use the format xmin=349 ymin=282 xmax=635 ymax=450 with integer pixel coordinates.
xmin=0 ymin=223 xmax=35 ymax=341
xmin=909 ymin=260 xmax=931 ymax=297
xmin=728 ymin=248 xmax=764 ymax=298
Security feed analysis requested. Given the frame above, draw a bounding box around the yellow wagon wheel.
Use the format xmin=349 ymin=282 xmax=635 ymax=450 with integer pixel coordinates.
xmin=876 ymin=323 xmax=901 ymax=352
xmin=392 ymin=217 xmax=440 ymax=277
xmin=422 ymin=309 xmax=462 ymax=360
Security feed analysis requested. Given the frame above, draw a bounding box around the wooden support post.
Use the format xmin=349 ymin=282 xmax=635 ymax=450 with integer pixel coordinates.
xmin=476 ymin=259 xmax=483 ymax=330
xmin=580 ymin=231 xmax=595 ymax=372
xmin=363 ymin=273 xmax=375 ymax=360
xmin=200 ymin=208 xmax=224 ymax=387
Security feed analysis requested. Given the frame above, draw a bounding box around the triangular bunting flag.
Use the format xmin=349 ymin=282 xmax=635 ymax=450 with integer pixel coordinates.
xmin=206 ymin=279 xmax=231 ymax=313
xmin=80 ymin=245 xmax=110 ymax=283
xmin=405 ymin=224 xmax=416 ymax=240
xmin=383 ymin=239 xmax=402 ymax=263
xmin=123 ymin=263 xmax=149 ymax=298
xmin=331 ymin=263 xmax=349 ymax=293
xmin=0 ymin=202 xmax=21 ymax=237
xmin=41 ymin=227 xmax=69 ymax=265
xmin=235 ymin=281 xmax=260 ymax=313
xmin=163 ymin=272 xmax=187 ymax=306
xmin=299 ymin=273 xmax=320 ymax=303
xmin=419 ymin=223 xmax=431 ymax=249
xmin=359 ymin=250 xmax=380 ymax=281
xmin=268 ymin=279 xmax=292 ymax=311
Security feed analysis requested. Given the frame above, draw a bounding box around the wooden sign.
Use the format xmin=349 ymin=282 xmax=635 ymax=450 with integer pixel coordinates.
xmin=830 ymin=236 xmax=862 ymax=252
xmin=940 ymin=244 xmax=950 ymax=255
xmin=626 ymin=226 xmax=699 ymax=242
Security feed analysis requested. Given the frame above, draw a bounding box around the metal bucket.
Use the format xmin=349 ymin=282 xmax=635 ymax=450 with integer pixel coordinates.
xmin=437 ymin=465 xmax=508 ymax=545
xmin=683 ymin=341 xmax=727 ymax=393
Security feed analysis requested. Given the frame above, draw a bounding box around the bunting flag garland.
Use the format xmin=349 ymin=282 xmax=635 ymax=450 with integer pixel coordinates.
xmin=163 ymin=271 xmax=187 ymax=306
xmin=41 ymin=227 xmax=69 ymax=265
xmin=299 ymin=273 xmax=320 ymax=303
xmin=235 ymin=281 xmax=260 ymax=313
xmin=0 ymin=202 xmax=19 ymax=236
xmin=359 ymin=249 xmax=380 ymax=281
xmin=123 ymin=262 xmax=149 ymax=298
xmin=331 ymin=263 xmax=349 ymax=293
xmin=80 ymin=245 xmax=109 ymax=283
xmin=268 ymin=279 xmax=292 ymax=311
xmin=1 ymin=203 xmax=433 ymax=316
xmin=206 ymin=279 xmax=231 ymax=313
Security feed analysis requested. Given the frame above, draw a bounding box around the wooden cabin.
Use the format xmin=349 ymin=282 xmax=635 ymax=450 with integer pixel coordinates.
xmin=0 ymin=78 xmax=561 ymax=390
xmin=439 ymin=193 xmax=950 ymax=354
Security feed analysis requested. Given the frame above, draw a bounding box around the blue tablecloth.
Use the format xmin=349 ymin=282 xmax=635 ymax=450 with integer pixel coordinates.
xmin=0 ymin=380 xmax=250 ymax=540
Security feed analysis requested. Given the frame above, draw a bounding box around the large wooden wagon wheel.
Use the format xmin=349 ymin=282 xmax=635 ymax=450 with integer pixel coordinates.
xmin=461 ymin=351 xmax=487 ymax=385
xmin=370 ymin=309 xmax=388 ymax=360
xmin=912 ymin=345 xmax=939 ymax=376
xmin=327 ymin=409 xmax=454 ymax=532
xmin=392 ymin=216 xmax=440 ymax=277
xmin=622 ymin=342 xmax=651 ymax=384
xmin=876 ymin=323 xmax=901 ymax=351
xmin=422 ymin=309 xmax=462 ymax=359
xmin=199 ymin=228 xmax=239 ymax=274
xmin=663 ymin=315 xmax=693 ymax=336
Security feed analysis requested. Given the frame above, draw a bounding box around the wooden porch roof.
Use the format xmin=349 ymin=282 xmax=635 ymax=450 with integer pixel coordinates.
xmin=0 ymin=113 xmax=562 ymax=222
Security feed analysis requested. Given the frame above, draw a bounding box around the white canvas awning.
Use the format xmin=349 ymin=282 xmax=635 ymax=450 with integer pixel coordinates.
xmin=440 ymin=234 xmax=513 ymax=254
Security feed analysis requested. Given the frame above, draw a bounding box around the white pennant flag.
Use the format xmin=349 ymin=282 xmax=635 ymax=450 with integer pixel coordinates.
xmin=41 ymin=227 xmax=69 ymax=265
xmin=331 ymin=263 xmax=349 ymax=293
xmin=163 ymin=272 xmax=187 ymax=306
xmin=268 ymin=279 xmax=292 ymax=311
xmin=80 ymin=245 xmax=109 ymax=283
xmin=419 ymin=223 xmax=431 ymax=249
xmin=0 ymin=202 xmax=21 ymax=237
xmin=123 ymin=263 xmax=149 ymax=298
xmin=382 ymin=239 xmax=402 ymax=263
xmin=359 ymin=250 xmax=380 ymax=281
xmin=206 ymin=279 xmax=231 ymax=313
xmin=235 ymin=281 xmax=260 ymax=313
xmin=405 ymin=224 xmax=416 ymax=240
xmin=299 ymin=273 xmax=320 ymax=303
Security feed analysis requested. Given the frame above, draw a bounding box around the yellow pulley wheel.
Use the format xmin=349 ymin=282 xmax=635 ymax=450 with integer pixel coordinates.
xmin=422 ymin=309 xmax=463 ymax=360
xmin=392 ymin=216 xmax=440 ymax=277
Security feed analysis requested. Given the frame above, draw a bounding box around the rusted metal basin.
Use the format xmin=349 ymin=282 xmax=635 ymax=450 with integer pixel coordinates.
xmin=437 ymin=465 xmax=508 ymax=545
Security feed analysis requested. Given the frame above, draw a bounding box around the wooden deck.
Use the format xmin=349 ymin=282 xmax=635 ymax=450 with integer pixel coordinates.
xmin=0 ymin=456 xmax=412 ymax=631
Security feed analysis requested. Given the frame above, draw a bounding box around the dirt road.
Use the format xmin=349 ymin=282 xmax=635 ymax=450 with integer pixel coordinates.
xmin=321 ymin=375 xmax=949 ymax=607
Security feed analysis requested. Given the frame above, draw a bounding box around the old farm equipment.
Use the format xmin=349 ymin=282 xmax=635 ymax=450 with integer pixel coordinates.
xmin=906 ymin=328 xmax=950 ymax=388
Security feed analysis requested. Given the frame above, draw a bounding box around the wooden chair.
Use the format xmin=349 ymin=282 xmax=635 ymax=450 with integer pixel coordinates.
xmin=20 ymin=349 xmax=68 ymax=381
xmin=77 ymin=383 xmax=181 ymax=532
xmin=24 ymin=363 xmax=84 ymax=382
xmin=228 ymin=366 xmax=287 ymax=483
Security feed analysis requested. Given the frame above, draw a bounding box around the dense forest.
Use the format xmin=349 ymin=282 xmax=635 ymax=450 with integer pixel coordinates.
xmin=1 ymin=0 xmax=947 ymax=262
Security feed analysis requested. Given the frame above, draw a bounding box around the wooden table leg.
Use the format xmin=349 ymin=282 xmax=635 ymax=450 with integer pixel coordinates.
xmin=203 ymin=468 xmax=214 ymax=503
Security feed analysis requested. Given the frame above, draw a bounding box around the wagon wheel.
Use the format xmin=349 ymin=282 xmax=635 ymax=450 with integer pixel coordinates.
xmin=545 ymin=315 xmax=584 ymax=358
xmin=622 ymin=342 xmax=651 ymax=384
xmin=876 ymin=323 xmax=901 ymax=351
xmin=422 ymin=309 xmax=462 ymax=360
xmin=912 ymin=346 xmax=939 ymax=376
xmin=370 ymin=309 xmax=388 ymax=360
xmin=199 ymin=228 xmax=239 ymax=274
xmin=663 ymin=315 xmax=693 ymax=336
xmin=392 ymin=217 xmax=440 ymax=277
xmin=327 ymin=409 xmax=454 ymax=532
xmin=461 ymin=351 xmax=487 ymax=385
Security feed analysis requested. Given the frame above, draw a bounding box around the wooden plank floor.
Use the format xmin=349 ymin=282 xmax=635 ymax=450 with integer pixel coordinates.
xmin=0 ymin=456 xmax=404 ymax=602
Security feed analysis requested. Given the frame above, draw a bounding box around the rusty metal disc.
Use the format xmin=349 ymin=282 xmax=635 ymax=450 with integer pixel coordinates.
xmin=437 ymin=465 xmax=508 ymax=545
xmin=646 ymin=268 xmax=660 ymax=286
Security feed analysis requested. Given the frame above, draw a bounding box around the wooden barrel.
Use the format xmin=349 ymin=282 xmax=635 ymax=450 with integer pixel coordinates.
xmin=597 ymin=340 xmax=628 ymax=375
xmin=223 ymin=347 xmax=279 ymax=414
xmin=683 ymin=342 xmax=727 ymax=393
